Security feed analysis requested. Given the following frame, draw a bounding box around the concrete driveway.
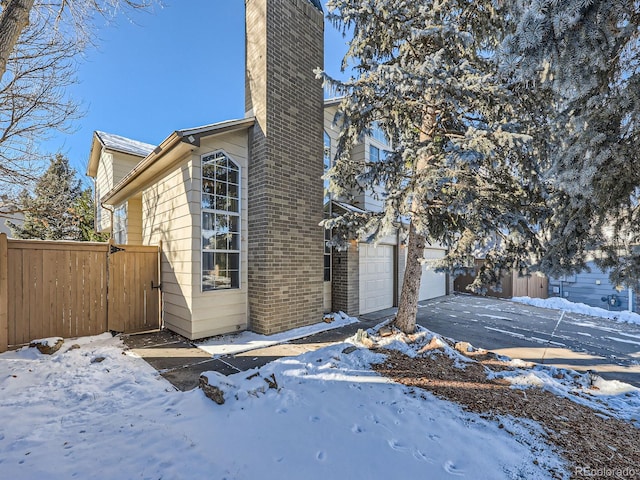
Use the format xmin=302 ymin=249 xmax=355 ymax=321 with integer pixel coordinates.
xmin=410 ymin=295 xmax=640 ymax=387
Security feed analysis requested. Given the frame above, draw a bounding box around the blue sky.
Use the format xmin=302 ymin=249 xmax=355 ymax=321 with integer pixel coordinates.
xmin=47 ymin=0 xmax=349 ymax=182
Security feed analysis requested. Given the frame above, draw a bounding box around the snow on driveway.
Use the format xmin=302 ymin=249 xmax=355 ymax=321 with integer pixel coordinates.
xmin=0 ymin=332 xmax=566 ymax=480
xmin=512 ymin=296 xmax=640 ymax=326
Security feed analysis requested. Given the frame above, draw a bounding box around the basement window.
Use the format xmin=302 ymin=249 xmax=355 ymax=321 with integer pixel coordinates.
xmin=201 ymin=151 xmax=240 ymax=291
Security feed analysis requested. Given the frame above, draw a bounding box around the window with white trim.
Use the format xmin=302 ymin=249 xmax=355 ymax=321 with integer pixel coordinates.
xmin=370 ymin=122 xmax=388 ymax=144
xmin=201 ymin=151 xmax=240 ymax=291
xmin=369 ymin=144 xmax=381 ymax=163
xmin=113 ymin=204 xmax=127 ymax=244
xmin=323 ymin=131 xmax=332 ymax=203
xmin=323 ymin=131 xmax=332 ymax=282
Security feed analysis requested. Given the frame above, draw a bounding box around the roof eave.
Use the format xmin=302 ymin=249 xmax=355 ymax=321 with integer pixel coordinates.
xmin=102 ymin=117 xmax=255 ymax=206
xmin=86 ymin=133 xmax=103 ymax=178
xmin=175 ymin=117 xmax=255 ymax=147
xmin=101 ymin=132 xmax=183 ymax=206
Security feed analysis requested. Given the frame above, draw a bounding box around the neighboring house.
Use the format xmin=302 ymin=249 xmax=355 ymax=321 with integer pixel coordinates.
xmin=0 ymin=197 xmax=24 ymax=238
xmin=87 ymin=0 xmax=447 ymax=340
xmin=548 ymin=263 xmax=636 ymax=312
xmin=0 ymin=212 xmax=23 ymax=238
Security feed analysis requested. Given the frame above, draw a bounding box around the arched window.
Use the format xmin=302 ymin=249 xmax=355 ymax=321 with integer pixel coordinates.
xmin=201 ymin=151 xmax=240 ymax=291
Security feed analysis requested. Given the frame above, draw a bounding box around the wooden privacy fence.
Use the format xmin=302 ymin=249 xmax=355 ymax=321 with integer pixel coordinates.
xmin=512 ymin=274 xmax=549 ymax=299
xmin=0 ymin=234 xmax=160 ymax=353
xmin=454 ymin=265 xmax=548 ymax=300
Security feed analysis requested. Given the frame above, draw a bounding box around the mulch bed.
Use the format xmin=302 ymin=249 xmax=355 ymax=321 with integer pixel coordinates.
xmin=372 ymin=348 xmax=640 ymax=479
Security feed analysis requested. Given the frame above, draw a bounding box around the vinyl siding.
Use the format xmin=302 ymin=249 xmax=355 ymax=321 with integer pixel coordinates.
xmin=190 ymin=132 xmax=249 ymax=338
xmin=138 ymin=131 xmax=249 ymax=340
xmin=95 ymin=151 xmax=113 ymax=232
xmin=323 ymin=105 xmax=385 ymax=213
xmin=95 ymin=149 xmax=144 ymax=232
xmin=127 ymin=194 xmax=143 ymax=244
xmin=548 ymin=261 xmax=634 ymax=311
xmin=361 ymin=137 xmax=387 ymax=212
xmin=323 ymin=105 xmax=340 ymax=151
xmin=142 ymin=152 xmax=196 ymax=335
xmin=111 ymin=152 xmax=141 ymax=185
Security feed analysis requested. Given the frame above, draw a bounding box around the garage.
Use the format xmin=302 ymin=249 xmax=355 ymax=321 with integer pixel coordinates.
xmin=419 ymin=248 xmax=447 ymax=301
xmin=359 ymin=243 xmax=395 ymax=315
xmin=397 ymin=247 xmax=447 ymax=302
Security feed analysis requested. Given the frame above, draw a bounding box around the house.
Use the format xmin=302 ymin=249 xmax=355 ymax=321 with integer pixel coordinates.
xmin=0 ymin=196 xmax=23 ymax=238
xmin=548 ymin=265 xmax=636 ymax=312
xmin=87 ymin=0 xmax=447 ymax=340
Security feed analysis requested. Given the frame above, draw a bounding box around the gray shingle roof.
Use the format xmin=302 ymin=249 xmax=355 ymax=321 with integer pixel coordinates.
xmin=95 ymin=131 xmax=156 ymax=158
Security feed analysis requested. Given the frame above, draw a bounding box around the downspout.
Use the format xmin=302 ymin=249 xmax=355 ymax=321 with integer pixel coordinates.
xmin=101 ymin=201 xmax=115 ymax=242
xmin=90 ymin=175 xmax=114 ymax=241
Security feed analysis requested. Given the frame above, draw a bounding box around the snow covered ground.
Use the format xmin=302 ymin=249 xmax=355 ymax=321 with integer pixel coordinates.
xmin=512 ymin=296 xmax=640 ymax=326
xmin=1 ymin=325 xmax=637 ymax=479
xmin=196 ymin=311 xmax=358 ymax=356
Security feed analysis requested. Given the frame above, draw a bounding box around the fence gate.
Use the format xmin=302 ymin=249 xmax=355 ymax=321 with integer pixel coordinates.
xmin=512 ymin=274 xmax=549 ymax=299
xmin=107 ymin=243 xmax=160 ymax=334
xmin=0 ymin=235 xmax=161 ymax=352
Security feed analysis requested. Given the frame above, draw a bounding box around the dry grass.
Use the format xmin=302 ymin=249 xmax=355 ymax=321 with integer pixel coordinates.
xmin=372 ymin=348 xmax=640 ymax=479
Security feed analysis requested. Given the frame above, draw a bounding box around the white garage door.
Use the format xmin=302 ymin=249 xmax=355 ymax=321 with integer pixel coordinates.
xmin=419 ymin=248 xmax=447 ymax=301
xmin=359 ymin=243 xmax=394 ymax=315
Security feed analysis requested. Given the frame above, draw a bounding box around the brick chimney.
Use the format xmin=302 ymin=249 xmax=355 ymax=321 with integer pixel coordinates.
xmin=245 ymin=0 xmax=325 ymax=334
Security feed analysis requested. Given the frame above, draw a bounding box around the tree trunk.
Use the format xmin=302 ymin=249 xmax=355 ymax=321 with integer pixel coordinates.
xmin=395 ymin=220 xmax=427 ymax=333
xmin=0 ymin=0 xmax=35 ymax=82
xmin=394 ymin=106 xmax=435 ymax=334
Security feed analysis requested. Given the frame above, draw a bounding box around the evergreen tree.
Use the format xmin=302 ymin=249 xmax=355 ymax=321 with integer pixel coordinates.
xmin=9 ymin=154 xmax=84 ymax=240
xmin=502 ymin=1 xmax=640 ymax=287
xmin=321 ymin=0 xmax=548 ymax=332
xmin=72 ymin=188 xmax=109 ymax=242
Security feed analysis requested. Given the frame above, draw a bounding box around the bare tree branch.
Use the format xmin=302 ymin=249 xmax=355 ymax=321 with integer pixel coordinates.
xmin=0 ymin=0 xmax=158 ymax=206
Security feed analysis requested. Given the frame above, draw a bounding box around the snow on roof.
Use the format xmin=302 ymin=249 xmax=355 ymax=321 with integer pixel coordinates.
xmin=95 ymin=131 xmax=156 ymax=158
xmin=324 ymin=97 xmax=343 ymax=107
xmin=332 ymin=200 xmax=367 ymax=214
xmin=175 ymin=117 xmax=255 ymax=138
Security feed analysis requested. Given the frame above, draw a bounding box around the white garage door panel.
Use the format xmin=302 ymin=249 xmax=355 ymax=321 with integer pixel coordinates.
xmin=359 ymin=244 xmax=394 ymax=315
xmin=419 ymin=248 xmax=447 ymax=301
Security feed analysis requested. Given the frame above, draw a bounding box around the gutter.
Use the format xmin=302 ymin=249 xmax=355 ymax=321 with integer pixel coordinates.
xmin=101 ymin=117 xmax=256 ymax=206
xmin=101 ymin=132 xmax=182 ymax=205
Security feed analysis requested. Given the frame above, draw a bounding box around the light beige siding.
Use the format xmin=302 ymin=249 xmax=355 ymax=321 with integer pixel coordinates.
xmin=323 ymin=105 xmax=340 ymax=150
xmin=95 ymin=150 xmax=144 ymax=232
xmin=139 ymin=130 xmax=249 ymax=340
xmin=349 ymin=142 xmax=369 ymax=210
xmin=95 ymin=151 xmax=113 ymax=232
xmin=190 ymin=132 xmax=249 ymax=338
xmin=361 ymin=137 xmax=386 ymax=212
xmin=111 ymin=152 xmax=141 ymax=184
xmin=324 ymin=105 xmax=387 ymax=213
xmin=127 ymin=194 xmax=143 ymax=245
xmin=142 ymin=152 xmax=196 ymax=337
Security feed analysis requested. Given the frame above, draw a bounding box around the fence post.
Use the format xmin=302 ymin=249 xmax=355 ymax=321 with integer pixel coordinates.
xmin=0 ymin=233 xmax=8 ymax=353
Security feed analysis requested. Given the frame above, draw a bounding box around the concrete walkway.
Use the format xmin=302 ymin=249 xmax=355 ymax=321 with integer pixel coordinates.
xmin=123 ymin=294 xmax=640 ymax=391
xmin=123 ymin=310 xmax=391 ymax=391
